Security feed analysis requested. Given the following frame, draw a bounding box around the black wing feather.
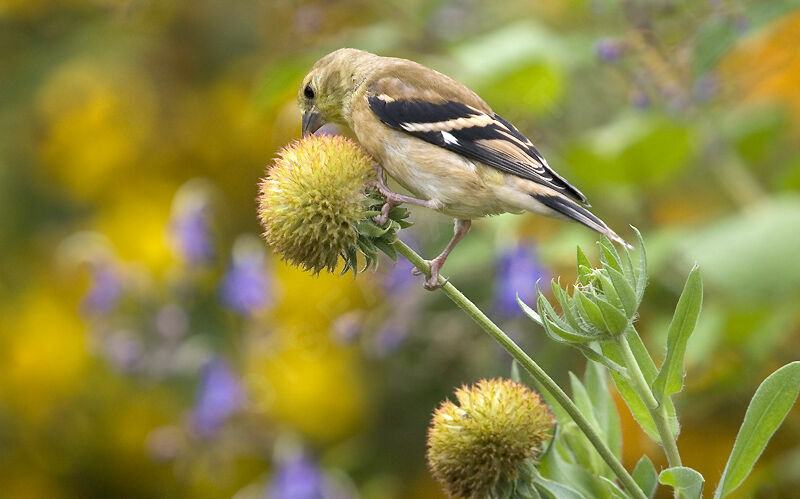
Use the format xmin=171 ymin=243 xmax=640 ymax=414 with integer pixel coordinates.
xmin=368 ymin=96 xmax=587 ymax=204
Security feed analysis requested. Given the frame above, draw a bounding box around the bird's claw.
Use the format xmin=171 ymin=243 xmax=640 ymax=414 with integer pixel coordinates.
xmin=411 ymin=259 xmax=446 ymax=291
xmin=424 ymin=276 xmax=447 ymax=291
xmin=372 ymin=201 xmax=394 ymax=226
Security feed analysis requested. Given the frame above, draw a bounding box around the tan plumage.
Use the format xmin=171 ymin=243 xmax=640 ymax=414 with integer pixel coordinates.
xmin=298 ymin=48 xmax=628 ymax=289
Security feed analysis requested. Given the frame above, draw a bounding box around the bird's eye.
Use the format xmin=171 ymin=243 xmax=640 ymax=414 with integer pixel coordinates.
xmin=304 ymin=85 xmax=315 ymax=99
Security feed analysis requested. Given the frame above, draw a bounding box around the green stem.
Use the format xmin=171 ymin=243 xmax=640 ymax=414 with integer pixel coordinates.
xmin=616 ymin=335 xmax=682 ymax=468
xmin=393 ymin=239 xmax=647 ymax=499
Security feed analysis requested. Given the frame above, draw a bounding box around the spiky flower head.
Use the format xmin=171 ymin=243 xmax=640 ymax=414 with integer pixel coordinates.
xmin=427 ymin=378 xmax=555 ymax=499
xmin=259 ymin=135 xmax=407 ymax=274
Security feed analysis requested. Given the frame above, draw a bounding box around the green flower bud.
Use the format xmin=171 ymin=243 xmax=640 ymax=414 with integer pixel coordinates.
xmin=258 ymin=135 xmax=377 ymax=274
xmin=427 ymin=378 xmax=555 ymax=499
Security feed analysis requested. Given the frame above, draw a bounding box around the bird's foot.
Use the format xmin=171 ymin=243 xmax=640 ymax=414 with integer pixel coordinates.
xmin=411 ymin=258 xmax=448 ymax=291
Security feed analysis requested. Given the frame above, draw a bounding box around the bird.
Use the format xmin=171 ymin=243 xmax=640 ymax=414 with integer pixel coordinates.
xmin=298 ymin=48 xmax=628 ymax=290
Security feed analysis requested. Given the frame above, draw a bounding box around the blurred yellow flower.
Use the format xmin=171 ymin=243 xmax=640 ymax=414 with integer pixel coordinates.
xmin=36 ymin=59 xmax=156 ymax=201
xmin=270 ymin=259 xmax=369 ymax=338
xmin=244 ymin=260 xmax=370 ymax=443
xmin=0 ymin=287 xmax=88 ymax=422
xmin=247 ymin=339 xmax=367 ymax=444
xmin=92 ymin=185 xmax=175 ymax=272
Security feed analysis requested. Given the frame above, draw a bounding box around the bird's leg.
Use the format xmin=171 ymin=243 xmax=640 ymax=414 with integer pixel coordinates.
xmin=371 ymin=164 xmax=444 ymax=225
xmin=412 ymin=219 xmax=472 ymax=291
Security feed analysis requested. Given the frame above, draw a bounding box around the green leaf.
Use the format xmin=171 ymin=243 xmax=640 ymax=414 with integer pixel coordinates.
xmin=552 ymin=282 xmax=590 ymax=335
xmin=518 ymin=295 xmax=544 ymax=326
xmin=659 ymin=467 xmax=704 ymax=499
xmin=652 ymin=265 xmax=703 ymax=401
xmin=594 ymin=294 xmax=628 ymax=335
xmin=539 ymin=441 xmax=612 ymax=499
xmin=534 ymin=475 xmax=586 ymax=499
xmin=511 ymin=360 xmax=522 ymax=383
xmin=594 ymin=270 xmax=623 ymax=311
xmin=570 ymin=373 xmax=601 ymax=432
xmin=598 ymin=477 xmax=628 ymax=499
xmin=606 ymin=266 xmax=637 ymax=318
xmin=632 ymin=227 xmax=647 ymax=303
xmin=574 ymin=289 xmax=607 ymax=332
xmin=576 ymin=344 xmax=628 ymax=378
xmin=560 ymin=423 xmax=603 ymax=476
xmin=632 ymin=456 xmax=658 ymax=498
xmin=600 ymin=329 xmax=679 ymax=443
xmin=584 ymin=362 xmax=622 ymax=460
xmin=714 ymin=361 xmax=800 ymax=498
xmin=538 ymin=292 xmax=598 ymax=344
xmin=576 ymin=246 xmax=593 ymax=286
xmin=599 ymin=237 xmax=623 ymax=273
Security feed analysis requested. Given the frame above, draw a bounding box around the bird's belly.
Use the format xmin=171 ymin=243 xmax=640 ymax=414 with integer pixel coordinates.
xmin=371 ymin=132 xmax=505 ymax=219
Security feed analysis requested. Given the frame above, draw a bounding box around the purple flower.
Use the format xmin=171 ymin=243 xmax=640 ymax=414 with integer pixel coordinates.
xmin=266 ymin=453 xmax=328 ymax=499
xmin=220 ymin=238 xmax=271 ymax=315
xmin=331 ymin=311 xmax=363 ymax=345
xmin=693 ymin=74 xmax=719 ymax=103
xmin=632 ymin=91 xmax=650 ymax=109
xmin=595 ymin=38 xmax=623 ymax=63
xmin=494 ymin=242 xmax=549 ymax=317
xmin=170 ymin=181 xmax=215 ymax=265
xmin=370 ymin=320 xmax=409 ymax=358
xmin=172 ymin=208 xmax=214 ymax=264
xmin=192 ymin=359 xmax=245 ymax=438
xmin=382 ymin=235 xmax=419 ymax=296
xmin=103 ymin=330 xmax=143 ymax=372
xmin=83 ymin=262 xmax=122 ymax=314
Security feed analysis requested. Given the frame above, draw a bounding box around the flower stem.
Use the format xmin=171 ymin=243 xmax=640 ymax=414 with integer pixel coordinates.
xmin=393 ymin=239 xmax=647 ymax=499
xmin=616 ymin=334 xmax=682 ymax=468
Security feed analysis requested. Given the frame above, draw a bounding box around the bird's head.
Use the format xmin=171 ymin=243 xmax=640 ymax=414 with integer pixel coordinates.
xmin=298 ymin=48 xmax=377 ymax=136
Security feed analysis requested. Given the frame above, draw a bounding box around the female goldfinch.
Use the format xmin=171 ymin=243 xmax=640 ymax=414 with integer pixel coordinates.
xmin=299 ymin=48 xmax=628 ymax=290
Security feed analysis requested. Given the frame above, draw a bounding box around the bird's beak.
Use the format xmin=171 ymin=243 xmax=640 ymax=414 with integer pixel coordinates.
xmin=301 ymin=108 xmax=325 ymax=136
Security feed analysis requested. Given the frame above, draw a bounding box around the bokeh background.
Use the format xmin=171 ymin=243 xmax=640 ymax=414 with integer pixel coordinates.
xmin=1 ymin=0 xmax=799 ymax=497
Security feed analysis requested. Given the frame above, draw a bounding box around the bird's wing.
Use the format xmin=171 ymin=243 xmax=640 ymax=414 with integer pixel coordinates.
xmin=367 ymin=87 xmax=588 ymax=205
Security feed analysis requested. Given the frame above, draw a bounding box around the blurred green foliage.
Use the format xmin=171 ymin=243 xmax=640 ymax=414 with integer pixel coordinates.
xmin=1 ymin=0 xmax=799 ymax=497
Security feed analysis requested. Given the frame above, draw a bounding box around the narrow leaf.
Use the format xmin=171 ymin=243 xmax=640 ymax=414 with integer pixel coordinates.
xmin=599 ymin=237 xmax=623 ymax=273
xmin=594 ymin=295 xmax=628 ymax=335
xmin=518 ymin=295 xmax=544 ymax=326
xmin=599 ymin=330 xmax=680 ymax=443
xmin=570 ymin=373 xmax=601 ymax=432
xmin=659 ymin=466 xmax=704 ymax=499
xmin=533 ymin=475 xmax=586 ymax=499
xmin=511 ymin=360 xmax=522 ymax=383
xmin=585 ymin=362 xmax=622 ymax=460
xmin=576 ymin=246 xmax=593 ymax=286
xmin=594 ymin=270 xmax=623 ymax=310
xmin=575 ymin=289 xmax=607 ymax=332
xmin=632 ymin=227 xmax=647 ymax=302
xmin=599 ymin=477 xmax=628 ymax=499
xmin=714 ymin=361 xmax=800 ymax=498
xmin=632 ymin=456 xmax=658 ymax=498
xmin=606 ymin=266 xmax=638 ymax=318
xmin=575 ymin=344 xmax=628 ymax=377
xmin=652 ymin=265 xmax=703 ymax=401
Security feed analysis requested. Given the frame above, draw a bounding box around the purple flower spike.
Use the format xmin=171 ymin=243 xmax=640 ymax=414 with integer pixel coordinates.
xmin=220 ymin=237 xmax=271 ymax=315
xmin=494 ymin=242 xmax=549 ymax=318
xmin=83 ymin=262 xmax=122 ymax=314
xmin=595 ymin=38 xmax=623 ymax=63
xmin=382 ymin=235 xmax=419 ymax=296
xmin=170 ymin=180 xmax=215 ymax=265
xmin=371 ymin=321 xmax=409 ymax=357
xmin=192 ymin=359 xmax=245 ymax=438
xmin=266 ymin=453 xmax=328 ymax=499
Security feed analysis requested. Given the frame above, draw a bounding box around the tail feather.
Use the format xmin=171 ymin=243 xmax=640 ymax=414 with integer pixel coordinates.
xmin=535 ymin=194 xmax=632 ymax=249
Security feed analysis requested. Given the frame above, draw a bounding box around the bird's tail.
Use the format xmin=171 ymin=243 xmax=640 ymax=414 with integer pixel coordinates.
xmin=534 ymin=193 xmax=632 ymax=249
